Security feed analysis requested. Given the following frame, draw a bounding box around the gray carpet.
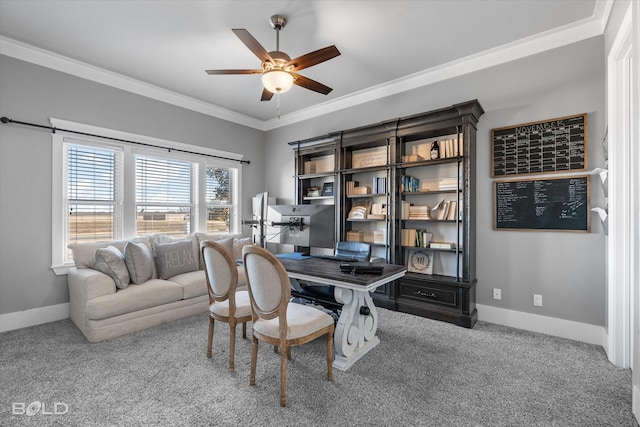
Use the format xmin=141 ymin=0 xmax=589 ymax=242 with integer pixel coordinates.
xmin=1 ymin=308 xmax=636 ymax=426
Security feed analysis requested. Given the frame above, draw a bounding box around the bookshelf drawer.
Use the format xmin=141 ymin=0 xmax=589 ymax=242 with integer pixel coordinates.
xmin=398 ymin=280 xmax=459 ymax=309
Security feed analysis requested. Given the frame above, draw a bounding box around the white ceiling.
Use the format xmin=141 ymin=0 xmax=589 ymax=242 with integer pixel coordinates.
xmin=0 ymin=0 xmax=607 ymax=130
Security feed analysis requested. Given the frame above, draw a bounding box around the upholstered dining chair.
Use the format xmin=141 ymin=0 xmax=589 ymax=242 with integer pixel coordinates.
xmin=242 ymin=245 xmax=334 ymax=407
xmin=202 ymin=240 xmax=252 ymax=372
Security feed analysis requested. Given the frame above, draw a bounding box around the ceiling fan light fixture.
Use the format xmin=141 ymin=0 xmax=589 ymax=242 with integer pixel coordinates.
xmin=262 ymin=69 xmax=294 ymax=94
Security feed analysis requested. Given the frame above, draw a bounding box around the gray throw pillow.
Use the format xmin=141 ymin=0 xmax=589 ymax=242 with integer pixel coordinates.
xmin=155 ymin=240 xmax=198 ymax=280
xmin=124 ymin=241 xmax=153 ymax=284
xmin=94 ymin=245 xmax=130 ymax=289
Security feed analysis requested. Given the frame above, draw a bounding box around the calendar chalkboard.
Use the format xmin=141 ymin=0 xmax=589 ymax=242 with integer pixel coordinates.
xmin=494 ymin=176 xmax=590 ymax=232
xmin=491 ymin=113 xmax=588 ymax=177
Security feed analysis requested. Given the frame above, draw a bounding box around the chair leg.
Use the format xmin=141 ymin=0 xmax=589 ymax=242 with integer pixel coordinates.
xmin=250 ymin=336 xmax=258 ymax=386
xmin=207 ymin=316 xmax=214 ymax=358
xmin=280 ymin=343 xmax=288 ymax=407
xmin=242 ymin=322 xmax=247 ymax=339
xmin=326 ymin=329 xmax=334 ymax=381
xmin=229 ymin=323 xmax=236 ymax=371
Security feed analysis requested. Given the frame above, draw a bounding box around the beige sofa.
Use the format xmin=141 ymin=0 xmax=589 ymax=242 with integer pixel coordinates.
xmin=67 ymin=232 xmax=251 ymax=343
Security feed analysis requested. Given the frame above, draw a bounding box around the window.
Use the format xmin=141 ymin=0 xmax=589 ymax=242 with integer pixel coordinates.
xmin=206 ymin=166 xmax=236 ymax=233
xmin=66 ymin=144 xmax=122 ymax=255
xmin=51 ymin=119 xmax=243 ymax=274
xmin=136 ymin=155 xmax=193 ymax=238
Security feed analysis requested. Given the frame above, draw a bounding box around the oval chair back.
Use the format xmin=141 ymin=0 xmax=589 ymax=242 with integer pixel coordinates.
xmin=201 ymin=240 xmax=252 ymax=372
xmin=242 ymin=245 xmax=334 ymax=407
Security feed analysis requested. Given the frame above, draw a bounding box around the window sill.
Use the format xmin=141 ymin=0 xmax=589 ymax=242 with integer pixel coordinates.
xmin=52 ymin=264 xmax=74 ymax=276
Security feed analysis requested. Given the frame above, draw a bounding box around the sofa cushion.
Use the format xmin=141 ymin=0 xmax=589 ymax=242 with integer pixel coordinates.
xmin=155 ymin=240 xmax=199 ymax=280
xmin=69 ymin=236 xmax=151 ymax=269
xmin=94 ymin=246 xmax=130 ymax=289
xmin=85 ymin=279 xmax=183 ymax=320
xmin=124 ymin=241 xmax=154 ymax=284
xmin=169 ymin=270 xmax=207 ymax=299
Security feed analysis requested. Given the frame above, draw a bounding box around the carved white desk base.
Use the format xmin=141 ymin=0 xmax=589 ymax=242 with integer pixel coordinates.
xmin=333 ymin=287 xmax=379 ymax=371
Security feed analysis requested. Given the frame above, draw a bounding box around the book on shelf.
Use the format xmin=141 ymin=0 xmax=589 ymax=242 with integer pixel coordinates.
xmin=429 ymin=241 xmax=456 ymax=249
xmin=402 ymin=175 xmax=420 ymax=192
xmin=373 ymin=229 xmax=387 ymax=244
xmin=446 ymin=200 xmax=458 ymax=221
xmin=401 ymin=201 xmax=411 ymax=220
xmin=347 ymin=230 xmax=364 ymax=242
xmin=401 ymin=228 xmax=432 ymax=247
xmin=372 ymin=177 xmax=387 ymax=194
xmin=345 ymin=180 xmax=359 ymax=196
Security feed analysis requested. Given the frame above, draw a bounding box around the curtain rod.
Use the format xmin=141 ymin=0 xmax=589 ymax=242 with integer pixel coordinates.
xmin=0 ymin=116 xmax=250 ymax=165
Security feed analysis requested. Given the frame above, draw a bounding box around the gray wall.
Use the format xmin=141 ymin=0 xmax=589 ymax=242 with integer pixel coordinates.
xmin=264 ymin=36 xmax=606 ymax=326
xmin=0 ymin=55 xmax=265 ymax=315
xmin=0 ymin=33 xmax=607 ymax=328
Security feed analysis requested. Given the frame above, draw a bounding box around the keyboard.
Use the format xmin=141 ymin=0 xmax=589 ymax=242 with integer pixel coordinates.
xmin=310 ymin=254 xmax=360 ymax=262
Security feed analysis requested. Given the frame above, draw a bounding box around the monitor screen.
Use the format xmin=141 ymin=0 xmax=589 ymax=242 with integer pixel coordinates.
xmin=266 ymin=204 xmax=335 ymax=248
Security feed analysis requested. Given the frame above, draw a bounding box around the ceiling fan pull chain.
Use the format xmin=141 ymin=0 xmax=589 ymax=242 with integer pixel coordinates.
xmin=277 ymin=93 xmax=281 ymax=119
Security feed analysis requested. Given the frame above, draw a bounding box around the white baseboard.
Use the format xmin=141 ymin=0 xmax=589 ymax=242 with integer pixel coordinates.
xmin=634 ymin=384 xmax=640 ymax=424
xmin=476 ymin=304 xmax=605 ymax=346
xmin=0 ymin=302 xmax=606 ymax=348
xmin=0 ymin=303 xmax=69 ymax=333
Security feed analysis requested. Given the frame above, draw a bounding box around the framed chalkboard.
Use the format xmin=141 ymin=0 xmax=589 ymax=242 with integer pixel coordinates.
xmin=494 ymin=175 xmax=590 ymax=232
xmin=491 ymin=113 xmax=588 ymax=177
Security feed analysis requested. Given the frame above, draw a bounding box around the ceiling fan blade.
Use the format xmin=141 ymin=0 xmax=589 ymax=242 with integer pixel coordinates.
xmin=286 ymin=45 xmax=341 ymax=71
xmin=292 ymin=73 xmax=333 ymax=95
xmin=232 ymin=29 xmax=273 ymax=63
xmin=261 ymin=88 xmax=274 ymax=101
xmin=205 ymin=69 xmax=263 ymax=75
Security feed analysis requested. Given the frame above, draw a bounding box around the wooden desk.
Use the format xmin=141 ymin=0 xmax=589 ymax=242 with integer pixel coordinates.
xmin=278 ymin=256 xmax=406 ymax=371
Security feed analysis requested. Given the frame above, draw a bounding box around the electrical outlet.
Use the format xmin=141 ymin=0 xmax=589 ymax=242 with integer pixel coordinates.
xmin=493 ymin=288 xmax=501 ymax=300
xmin=533 ymin=294 xmax=542 ymax=307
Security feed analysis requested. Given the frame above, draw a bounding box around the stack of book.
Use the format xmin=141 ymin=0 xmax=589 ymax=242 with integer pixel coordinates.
xmin=430 ymin=241 xmax=456 ymax=250
xmin=438 ymin=178 xmax=458 ymax=191
xmin=368 ymin=203 xmax=387 ymax=219
xmin=408 ymin=205 xmax=430 ymax=220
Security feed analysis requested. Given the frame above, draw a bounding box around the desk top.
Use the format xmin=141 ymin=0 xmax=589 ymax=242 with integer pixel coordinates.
xmin=278 ymin=256 xmax=407 ymax=292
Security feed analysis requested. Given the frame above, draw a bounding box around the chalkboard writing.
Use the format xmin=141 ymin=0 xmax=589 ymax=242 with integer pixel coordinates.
xmin=494 ymin=176 xmax=590 ymax=232
xmin=491 ymin=113 xmax=588 ymax=177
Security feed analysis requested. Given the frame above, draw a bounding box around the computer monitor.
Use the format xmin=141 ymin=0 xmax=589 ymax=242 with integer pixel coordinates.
xmin=266 ymin=204 xmax=335 ymax=249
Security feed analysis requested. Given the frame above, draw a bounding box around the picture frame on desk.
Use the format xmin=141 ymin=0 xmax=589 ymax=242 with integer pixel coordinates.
xmin=321 ymin=182 xmax=334 ymax=197
xmin=407 ymin=248 xmax=434 ymax=274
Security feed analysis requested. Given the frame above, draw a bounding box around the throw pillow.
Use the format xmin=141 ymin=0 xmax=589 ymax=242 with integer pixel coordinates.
xmin=155 ymin=240 xmax=198 ymax=280
xmin=124 ymin=241 xmax=153 ymax=284
xmin=94 ymin=245 xmax=130 ymax=289
xmin=233 ymin=237 xmax=252 ymax=260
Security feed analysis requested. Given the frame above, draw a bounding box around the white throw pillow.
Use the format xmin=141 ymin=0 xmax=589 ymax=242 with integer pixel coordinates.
xmin=124 ymin=241 xmax=154 ymax=284
xmin=94 ymin=245 xmax=130 ymax=289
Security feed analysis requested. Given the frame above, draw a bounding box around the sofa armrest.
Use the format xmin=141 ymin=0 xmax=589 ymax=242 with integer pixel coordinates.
xmin=68 ymin=267 xmax=117 ymax=303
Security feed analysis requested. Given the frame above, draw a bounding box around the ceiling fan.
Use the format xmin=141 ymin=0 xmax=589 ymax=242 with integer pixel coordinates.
xmin=205 ymin=15 xmax=341 ymax=101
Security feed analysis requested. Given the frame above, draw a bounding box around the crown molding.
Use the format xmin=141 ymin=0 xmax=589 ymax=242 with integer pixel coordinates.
xmin=0 ymin=36 xmax=266 ymax=131
xmin=1 ymin=1 xmax=610 ymax=132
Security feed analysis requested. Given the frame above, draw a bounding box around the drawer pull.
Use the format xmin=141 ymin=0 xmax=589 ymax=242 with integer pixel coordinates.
xmin=416 ymin=290 xmax=437 ymax=298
